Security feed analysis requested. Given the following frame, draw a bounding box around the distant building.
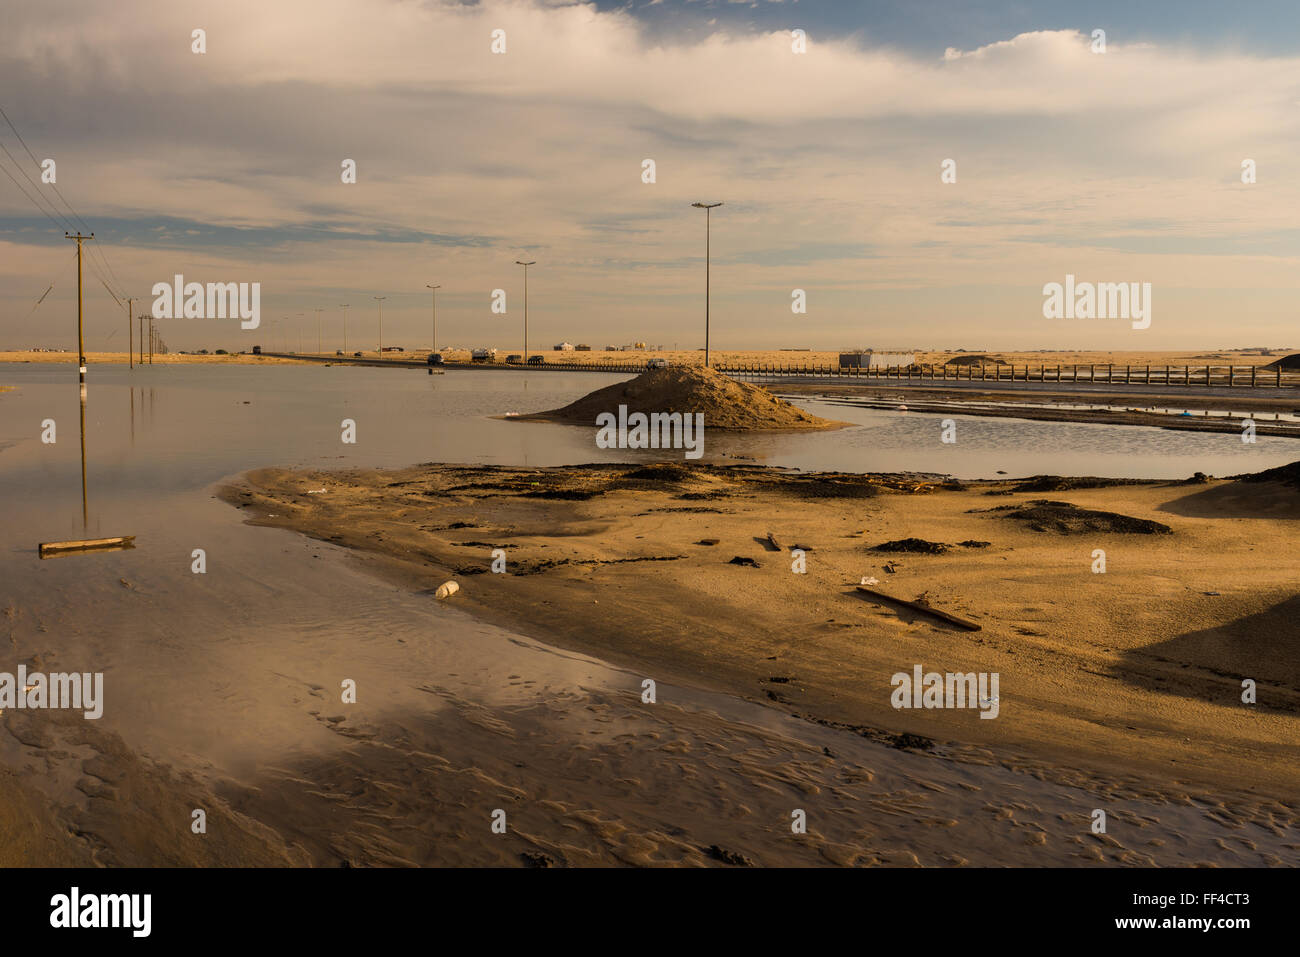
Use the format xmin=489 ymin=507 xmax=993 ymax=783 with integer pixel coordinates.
xmin=553 ymin=342 xmax=575 ymax=351
xmin=839 ymin=350 xmax=915 ymax=369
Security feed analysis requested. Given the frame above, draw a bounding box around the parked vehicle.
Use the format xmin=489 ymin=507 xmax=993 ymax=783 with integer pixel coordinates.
xmin=353 ymin=351 xmax=363 ymax=357
xmin=647 ymin=357 xmax=669 ymax=369
xmin=427 ymin=352 xmax=445 ymax=366
xmin=252 ymin=345 xmax=262 ymax=355
xmin=527 ymin=354 xmax=545 ymax=365
xmin=336 ymin=350 xmax=344 ymax=356
xmin=506 ymin=354 xmax=523 ymax=364
xmin=471 ymin=348 xmax=497 ymax=363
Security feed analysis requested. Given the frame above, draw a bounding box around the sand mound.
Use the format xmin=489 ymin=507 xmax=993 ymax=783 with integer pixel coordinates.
xmin=1234 ymin=460 xmax=1300 ymax=488
xmin=945 ymin=354 xmax=1009 ymax=367
xmin=526 ymin=365 xmax=841 ymax=431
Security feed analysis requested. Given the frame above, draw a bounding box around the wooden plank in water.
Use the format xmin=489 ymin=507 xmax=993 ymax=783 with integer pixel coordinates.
xmin=39 ymin=536 xmax=135 ymax=558
xmin=854 ymin=585 xmax=981 ymax=631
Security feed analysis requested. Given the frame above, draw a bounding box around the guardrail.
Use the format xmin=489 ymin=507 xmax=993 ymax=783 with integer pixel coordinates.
xmin=717 ymin=362 xmax=1300 ymax=389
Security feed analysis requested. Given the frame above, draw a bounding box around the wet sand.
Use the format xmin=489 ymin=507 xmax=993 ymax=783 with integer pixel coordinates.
xmin=217 ymin=462 xmax=1300 ymax=864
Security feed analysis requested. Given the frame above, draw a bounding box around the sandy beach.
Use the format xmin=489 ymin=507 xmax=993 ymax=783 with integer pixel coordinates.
xmin=220 ymin=459 xmax=1300 ymax=860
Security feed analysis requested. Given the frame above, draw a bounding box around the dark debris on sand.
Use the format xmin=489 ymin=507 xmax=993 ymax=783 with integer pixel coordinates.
xmin=1001 ymin=500 xmax=1172 ymax=535
xmin=872 ymin=538 xmax=951 ymax=554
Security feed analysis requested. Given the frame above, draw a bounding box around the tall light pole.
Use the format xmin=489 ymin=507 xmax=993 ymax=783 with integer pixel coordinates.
xmin=425 ymin=284 xmax=441 ymax=353
xmin=340 ymin=304 xmax=350 ymax=353
xmin=315 ymin=308 xmax=323 ymax=354
xmin=373 ymin=296 xmax=386 ymax=355
xmin=296 ymin=312 xmax=305 ymax=354
xmin=515 ymin=261 xmax=535 ymax=363
xmin=691 ymin=202 xmax=722 ymax=368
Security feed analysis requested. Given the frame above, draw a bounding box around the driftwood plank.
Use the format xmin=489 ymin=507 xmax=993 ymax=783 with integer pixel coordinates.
xmin=854 ymin=585 xmax=981 ymax=631
xmin=39 ymin=536 xmax=135 ymax=558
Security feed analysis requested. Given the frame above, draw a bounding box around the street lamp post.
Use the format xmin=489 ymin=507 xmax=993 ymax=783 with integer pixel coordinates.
xmin=315 ymin=308 xmax=323 ymax=354
xmin=515 ymin=261 xmax=535 ymax=363
xmin=690 ymin=202 xmax=722 ymax=368
xmin=373 ymin=296 xmax=386 ymax=355
xmin=340 ymin=304 xmax=349 ymax=353
xmin=297 ymin=312 xmax=305 ymax=354
xmin=426 ymin=284 xmax=440 ymax=353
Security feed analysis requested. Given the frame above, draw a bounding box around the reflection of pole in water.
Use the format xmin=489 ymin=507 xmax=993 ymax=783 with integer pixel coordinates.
xmin=79 ymin=384 xmax=88 ymax=529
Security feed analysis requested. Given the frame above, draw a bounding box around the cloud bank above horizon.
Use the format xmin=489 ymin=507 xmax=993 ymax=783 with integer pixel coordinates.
xmin=2 ymin=0 xmax=1298 ymax=352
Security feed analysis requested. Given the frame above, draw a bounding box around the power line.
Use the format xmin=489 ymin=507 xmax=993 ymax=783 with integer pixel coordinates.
xmin=0 ymin=102 xmax=126 ymax=294
xmin=0 ymin=152 xmax=69 ymax=231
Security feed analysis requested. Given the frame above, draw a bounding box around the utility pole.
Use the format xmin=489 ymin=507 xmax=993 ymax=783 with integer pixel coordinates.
xmin=297 ymin=313 xmax=305 ymax=354
xmin=690 ymin=202 xmax=722 ymax=367
xmin=515 ymin=261 xmax=535 ymax=362
xmin=148 ymin=315 xmax=154 ymax=364
xmin=340 ymin=304 xmax=349 ymax=353
xmin=373 ymin=296 xmax=386 ymax=354
xmin=315 ymin=308 xmax=323 ymax=354
xmin=426 ymin=284 xmax=440 ymax=353
xmin=125 ymin=297 xmax=136 ymax=369
xmin=65 ymin=232 xmax=93 ymax=385
xmin=138 ymin=314 xmax=144 ymax=365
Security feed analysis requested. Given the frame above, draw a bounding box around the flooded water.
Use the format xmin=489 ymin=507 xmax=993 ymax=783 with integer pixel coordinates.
xmin=1 ymin=362 xmax=1296 ymax=867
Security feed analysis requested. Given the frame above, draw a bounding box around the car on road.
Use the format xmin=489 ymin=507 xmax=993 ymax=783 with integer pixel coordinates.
xmin=353 ymin=351 xmax=363 ymax=357
xmin=647 ymin=357 xmax=669 ymax=369
xmin=427 ymin=352 xmax=445 ymax=366
xmin=506 ymin=354 xmax=523 ymax=364
xmin=527 ymin=354 xmax=546 ymax=366
xmin=335 ymin=350 xmax=344 ymax=356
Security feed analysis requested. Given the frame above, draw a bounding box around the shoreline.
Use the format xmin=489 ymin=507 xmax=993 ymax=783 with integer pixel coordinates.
xmin=220 ymin=460 xmax=1300 ymax=829
xmin=0 ymin=351 xmax=313 ymax=365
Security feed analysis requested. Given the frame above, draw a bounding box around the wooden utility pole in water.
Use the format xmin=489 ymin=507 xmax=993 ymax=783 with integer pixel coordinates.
xmin=125 ymin=297 xmax=137 ymax=369
xmin=65 ymin=232 xmax=93 ymax=385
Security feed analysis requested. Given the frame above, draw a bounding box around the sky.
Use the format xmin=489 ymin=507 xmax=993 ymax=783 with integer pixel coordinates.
xmin=1 ymin=0 xmax=1298 ymax=354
